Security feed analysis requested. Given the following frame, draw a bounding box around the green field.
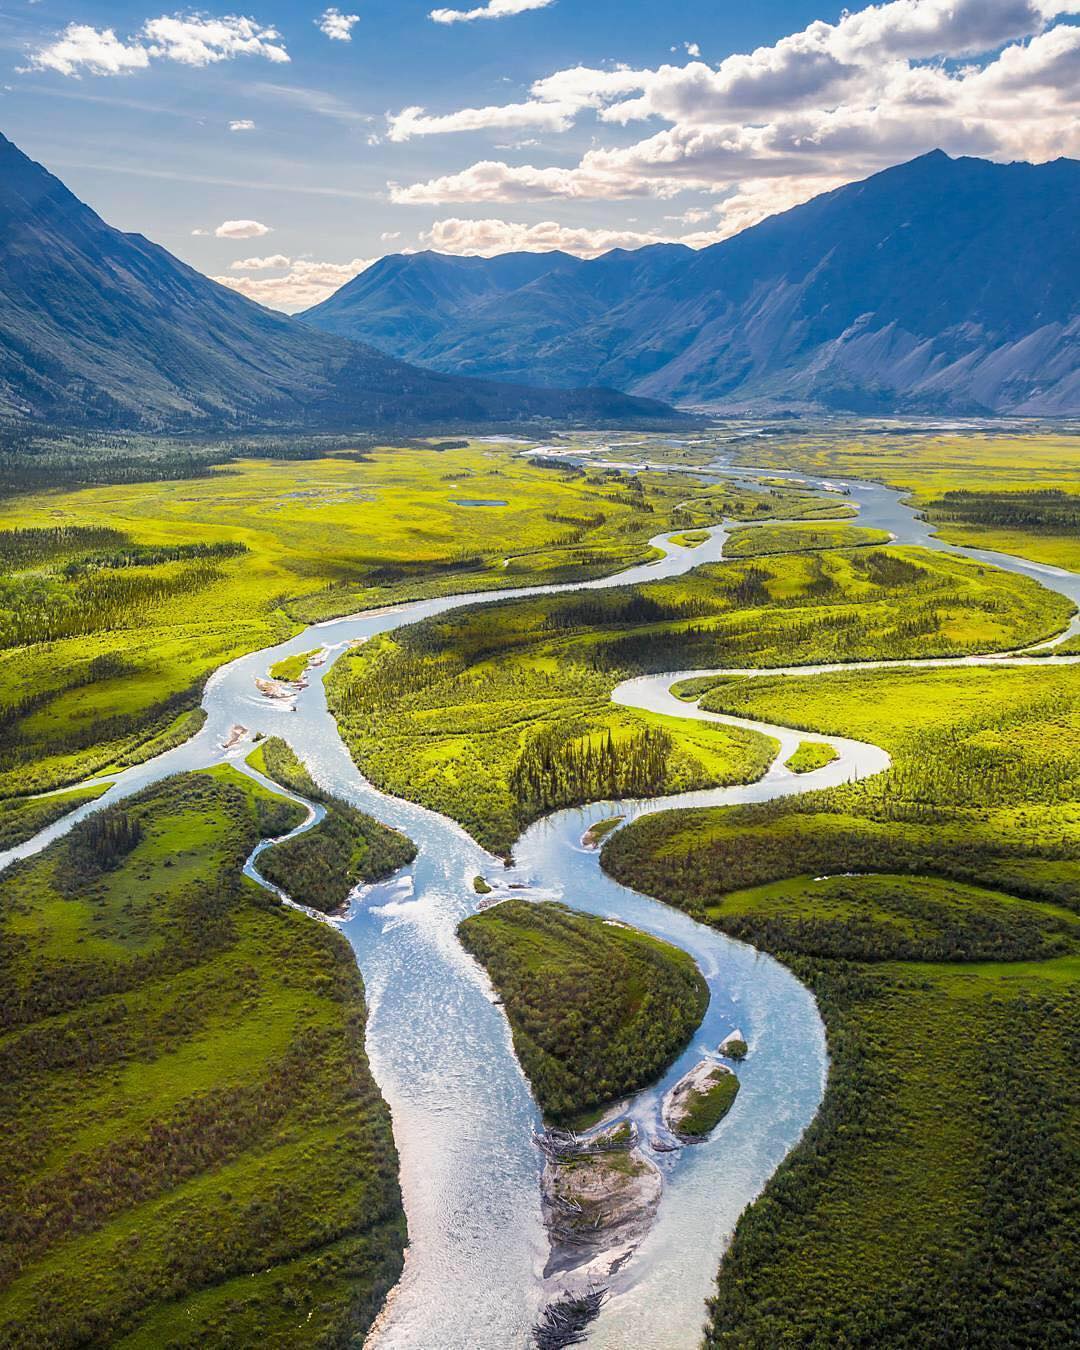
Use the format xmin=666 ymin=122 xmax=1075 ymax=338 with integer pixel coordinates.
xmin=730 ymin=432 xmax=1080 ymax=570
xmin=602 ymin=659 xmax=1080 ymax=1345
xmin=724 ymin=521 xmax=891 ymax=557
xmin=457 ymin=899 xmax=708 ymax=1126
xmin=0 ymin=766 xmax=405 ymax=1347
xmin=247 ymin=738 xmax=416 ymax=912
xmin=326 ymin=542 xmax=1068 ymax=854
xmin=0 ymin=442 xmax=830 ymax=799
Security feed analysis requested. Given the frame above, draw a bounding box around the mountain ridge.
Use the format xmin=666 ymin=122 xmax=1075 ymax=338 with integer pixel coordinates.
xmin=0 ymin=132 xmax=677 ymax=431
xmin=302 ymin=152 xmax=1080 ymax=416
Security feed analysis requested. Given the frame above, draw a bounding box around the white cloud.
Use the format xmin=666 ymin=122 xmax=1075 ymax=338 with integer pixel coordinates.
xmin=380 ymin=230 xmax=402 ymax=241
xmin=230 ymin=253 xmax=291 ymax=269
xmin=213 ymin=256 xmax=375 ymax=311
xmin=26 ymin=13 xmax=289 ymax=78
xmin=421 ymin=217 xmax=697 ymax=256
xmin=391 ymin=0 xmax=1080 ymax=217
xmin=429 ymin=0 xmax=554 ymax=23
xmin=388 ymin=99 xmax=575 ymax=141
xmin=215 ymin=219 xmax=272 ymax=239
xmin=142 ymin=15 xmax=288 ymax=66
xmin=25 ymin=25 xmax=150 ymax=76
xmin=229 ymin=117 xmax=256 ymax=131
xmin=317 ymin=8 xmax=360 ymax=41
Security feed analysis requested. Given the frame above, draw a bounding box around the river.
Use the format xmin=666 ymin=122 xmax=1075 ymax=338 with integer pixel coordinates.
xmin=1 ymin=450 xmax=1077 ymax=1349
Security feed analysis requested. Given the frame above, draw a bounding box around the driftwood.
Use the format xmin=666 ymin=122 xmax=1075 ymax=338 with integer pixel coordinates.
xmin=534 ymin=1126 xmax=633 ymax=1162
xmin=533 ymin=1287 xmax=608 ymax=1349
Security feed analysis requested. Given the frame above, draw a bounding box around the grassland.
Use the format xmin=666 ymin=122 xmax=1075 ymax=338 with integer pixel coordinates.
xmin=457 ymin=899 xmax=708 ymax=1126
xmin=0 ymin=442 xmax=822 ymax=799
xmin=0 ymin=781 xmax=112 ymax=850
xmin=601 ymin=661 xmax=1080 ymax=1346
xmin=0 ymin=766 xmax=405 ymax=1348
xmin=723 ymin=521 xmax=891 ymax=557
xmin=326 ymin=543 xmax=1069 ymax=854
xmin=731 ymin=431 xmax=1080 ymax=570
xmin=784 ymin=741 xmax=839 ymax=774
xmin=247 ymin=737 xmax=416 ymax=912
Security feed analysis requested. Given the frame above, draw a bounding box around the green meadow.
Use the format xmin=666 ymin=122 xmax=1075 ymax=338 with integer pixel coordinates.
xmin=327 ymin=542 xmax=1068 ymax=854
xmin=0 ymin=766 xmax=405 ymax=1348
xmin=0 ymin=441 xmax=825 ymax=798
xmin=602 ymin=658 xmax=1080 ymax=1345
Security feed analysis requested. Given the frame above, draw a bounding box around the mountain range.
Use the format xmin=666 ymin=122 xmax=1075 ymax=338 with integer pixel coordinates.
xmin=0 ymin=133 xmax=672 ymax=431
xmin=303 ymin=152 xmax=1080 ymax=417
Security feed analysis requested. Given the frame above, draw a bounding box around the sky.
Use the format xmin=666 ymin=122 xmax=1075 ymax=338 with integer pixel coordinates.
xmin=1 ymin=0 xmax=1078 ymax=311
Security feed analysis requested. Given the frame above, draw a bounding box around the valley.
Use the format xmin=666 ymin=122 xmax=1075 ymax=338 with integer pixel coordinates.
xmin=2 ymin=426 xmax=1078 ymax=1348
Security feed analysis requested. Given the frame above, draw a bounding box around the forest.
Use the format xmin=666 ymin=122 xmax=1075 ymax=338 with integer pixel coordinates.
xmin=457 ymin=899 xmax=708 ymax=1126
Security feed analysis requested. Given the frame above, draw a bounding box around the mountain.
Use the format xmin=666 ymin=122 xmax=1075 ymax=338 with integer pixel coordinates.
xmin=302 ymin=153 xmax=1080 ymax=416
xmin=0 ymin=133 xmax=675 ymax=431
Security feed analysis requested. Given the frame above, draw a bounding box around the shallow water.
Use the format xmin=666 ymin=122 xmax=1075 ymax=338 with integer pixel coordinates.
xmin=2 ymin=457 xmax=1077 ymax=1350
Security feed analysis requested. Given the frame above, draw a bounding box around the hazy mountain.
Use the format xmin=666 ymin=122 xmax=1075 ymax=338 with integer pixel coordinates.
xmin=0 ymin=133 xmax=675 ymax=431
xmin=303 ymin=153 xmax=1080 ymax=416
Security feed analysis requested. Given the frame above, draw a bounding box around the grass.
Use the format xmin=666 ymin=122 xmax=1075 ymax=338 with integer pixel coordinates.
xmin=669 ymin=530 xmax=711 ymax=547
xmin=268 ymin=649 xmax=321 ymax=682
xmin=0 ymin=766 xmax=405 ymax=1347
xmin=247 ymin=738 xmax=416 ymax=912
xmin=0 ymin=441 xmax=823 ymax=798
xmin=457 ymin=899 xmax=708 ymax=1126
xmin=730 ymin=431 xmax=1080 ymax=570
xmin=0 ymin=782 xmax=112 ymax=851
xmin=326 ymin=542 xmax=1068 ymax=855
xmin=784 ymin=741 xmax=839 ymax=774
xmin=673 ymin=1068 xmax=740 ymax=1139
xmin=724 ymin=522 xmax=891 ymax=558
xmin=601 ymin=657 xmax=1080 ymax=1346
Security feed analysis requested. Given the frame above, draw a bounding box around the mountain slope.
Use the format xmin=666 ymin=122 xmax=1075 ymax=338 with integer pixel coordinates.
xmin=0 ymin=133 xmax=675 ymax=431
xmin=302 ymin=153 xmax=1080 ymax=416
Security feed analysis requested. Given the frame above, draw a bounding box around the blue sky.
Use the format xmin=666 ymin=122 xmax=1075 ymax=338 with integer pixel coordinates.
xmin=2 ymin=0 xmax=1077 ymax=310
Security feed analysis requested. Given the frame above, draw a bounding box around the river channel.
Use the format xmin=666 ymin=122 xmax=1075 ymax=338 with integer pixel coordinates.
xmin=2 ymin=451 xmax=1077 ymax=1349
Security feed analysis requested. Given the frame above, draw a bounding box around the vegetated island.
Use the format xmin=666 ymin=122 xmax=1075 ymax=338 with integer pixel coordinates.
xmin=784 ymin=740 xmax=840 ymax=774
xmin=0 ymin=767 xmax=406 ymax=1346
xmin=457 ymin=899 xmax=708 ymax=1293
xmin=247 ymin=737 xmax=416 ymax=913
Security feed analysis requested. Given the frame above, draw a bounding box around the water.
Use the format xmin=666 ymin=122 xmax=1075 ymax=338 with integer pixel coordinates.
xmin=2 ymin=459 xmax=1077 ymax=1350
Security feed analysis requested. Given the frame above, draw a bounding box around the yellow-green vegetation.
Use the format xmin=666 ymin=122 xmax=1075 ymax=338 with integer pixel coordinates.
xmin=326 ymin=544 xmax=1068 ymax=854
xmin=602 ymin=663 xmax=1080 ymax=1346
xmin=724 ymin=521 xmax=891 ymax=557
xmin=247 ymin=738 xmax=416 ymax=913
xmin=672 ymin=1068 xmax=740 ymax=1139
xmin=735 ymin=432 xmax=1080 ymax=569
xmin=457 ymin=899 xmax=708 ymax=1126
xmin=268 ymin=649 xmax=321 ymax=682
xmin=784 ymin=740 xmax=839 ymax=774
xmin=0 ymin=766 xmax=405 ymax=1348
xmin=0 ymin=782 xmax=111 ymax=851
xmin=583 ymin=815 xmax=625 ymax=847
xmin=668 ymin=530 xmax=710 ymax=547
xmin=0 ymin=444 xmax=816 ymax=798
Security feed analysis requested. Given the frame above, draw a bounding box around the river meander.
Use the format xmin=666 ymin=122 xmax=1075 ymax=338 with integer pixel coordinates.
xmin=2 ymin=453 xmax=1078 ymax=1349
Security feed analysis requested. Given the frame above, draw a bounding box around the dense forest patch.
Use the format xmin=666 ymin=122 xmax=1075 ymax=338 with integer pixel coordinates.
xmin=457 ymin=900 xmax=708 ymax=1126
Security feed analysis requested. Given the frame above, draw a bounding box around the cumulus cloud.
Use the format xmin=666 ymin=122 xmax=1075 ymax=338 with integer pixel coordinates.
xmin=317 ymin=8 xmax=360 ymax=41
xmin=391 ymin=0 xmax=1080 ymax=225
xmin=213 ymin=256 xmax=375 ymax=311
xmin=229 ymin=117 xmax=256 ymax=131
xmin=214 ymin=219 xmax=272 ymax=239
xmin=26 ymin=13 xmax=288 ymax=77
xmin=421 ymin=217 xmax=695 ymax=256
xmin=429 ymin=0 xmax=554 ymax=23
xmin=230 ymin=253 xmax=291 ymax=269
xmin=388 ymin=99 xmax=575 ymax=141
